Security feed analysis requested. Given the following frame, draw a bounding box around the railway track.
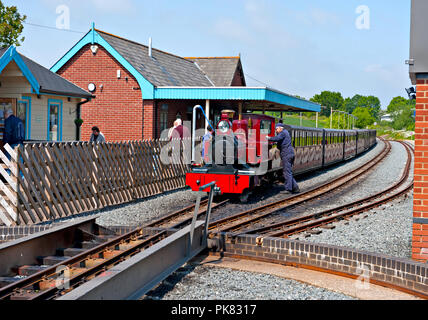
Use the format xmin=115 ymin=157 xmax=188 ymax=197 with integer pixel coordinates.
xmin=0 ymin=138 xmax=396 ymax=300
xmin=0 ymin=197 xmax=229 ymax=300
xmin=208 ymin=139 xmax=391 ymax=234
xmin=0 ymin=224 xmax=169 ymax=300
xmin=234 ymin=140 xmax=413 ymax=238
xmin=145 ymin=199 xmax=229 ymax=230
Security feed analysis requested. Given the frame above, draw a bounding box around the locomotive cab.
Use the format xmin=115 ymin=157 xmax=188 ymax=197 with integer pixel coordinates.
xmin=186 ymin=111 xmax=281 ymax=200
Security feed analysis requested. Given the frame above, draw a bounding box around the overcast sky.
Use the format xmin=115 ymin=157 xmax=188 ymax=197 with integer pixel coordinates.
xmin=5 ymin=0 xmax=413 ymax=108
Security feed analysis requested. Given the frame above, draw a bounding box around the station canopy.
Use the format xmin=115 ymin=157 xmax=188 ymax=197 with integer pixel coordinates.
xmin=153 ymin=86 xmax=321 ymax=113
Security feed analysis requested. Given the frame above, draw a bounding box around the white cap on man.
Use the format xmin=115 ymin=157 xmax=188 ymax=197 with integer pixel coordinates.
xmin=4 ymin=109 xmax=13 ymax=119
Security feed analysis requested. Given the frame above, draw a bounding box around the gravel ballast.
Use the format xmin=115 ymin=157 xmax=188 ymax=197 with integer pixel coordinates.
xmin=294 ymin=141 xmax=408 ymax=216
xmin=96 ymin=189 xmax=199 ymax=227
xmin=144 ymin=264 xmax=355 ymax=300
xmin=304 ymin=193 xmax=414 ymax=259
xmin=303 ymin=144 xmax=414 ymax=259
xmin=62 ymin=139 xmax=384 ymax=228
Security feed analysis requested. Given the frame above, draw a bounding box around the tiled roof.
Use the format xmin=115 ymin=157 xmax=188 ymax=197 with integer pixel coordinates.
xmin=97 ymin=30 xmax=214 ymax=87
xmin=185 ymin=57 xmax=245 ymax=87
xmin=0 ymin=46 xmax=92 ymax=98
xmin=0 ymin=47 xmax=7 ymax=59
xmin=20 ymin=54 xmax=92 ymax=98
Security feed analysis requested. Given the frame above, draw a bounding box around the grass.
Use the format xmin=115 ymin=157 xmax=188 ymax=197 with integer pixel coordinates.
xmin=282 ymin=116 xmax=320 ymax=128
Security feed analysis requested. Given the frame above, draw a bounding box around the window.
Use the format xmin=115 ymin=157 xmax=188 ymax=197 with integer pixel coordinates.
xmin=49 ymin=104 xmax=59 ymax=141
xmin=48 ymin=100 xmax=62 ymax=141
xmin=260 ymin=120 xmax=272 ymax=135
xmin=160 ymin=104 xmax=169 ymax=134
xmin=16 ymin=101 xmax=29 ymax=139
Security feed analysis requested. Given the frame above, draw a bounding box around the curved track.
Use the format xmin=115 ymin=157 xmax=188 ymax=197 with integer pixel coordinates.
xmin=234 ymin=140 xmax=413 ymax=238
xmin=208 ymin=139 xmax=391 ymax=234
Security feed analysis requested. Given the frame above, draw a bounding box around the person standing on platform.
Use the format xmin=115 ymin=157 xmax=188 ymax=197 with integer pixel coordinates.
xmin=4 ymin=109 xmax=25 ymax=159
xmin=267 ymin=123 xmax=300 ymax=194
xmin=90 ymin=126 xmax=106 ymax=143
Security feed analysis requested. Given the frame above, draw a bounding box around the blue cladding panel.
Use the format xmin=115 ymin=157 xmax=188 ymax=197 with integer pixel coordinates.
xmin=154 ymin=87 xmax=266 ymax=100
xmin=154 ymin=87 xmax=321 ymax=112
xmin=265 ymin=89 xmax=320 ymax=112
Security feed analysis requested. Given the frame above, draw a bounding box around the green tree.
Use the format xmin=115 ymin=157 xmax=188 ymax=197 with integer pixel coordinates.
xmin=357 ymin=96 xmax=381 ymax=120
xmin=0 ymin=1 xmax=26 ymax=47
xmin=352 ymin=107 xmax=375 ymax=128
xmin=386 ymin=96 xmax=415 ymax=131
xmin=387 ymin=96 xmax=409 ymax=114
xmin=310 ymin=91 xmax=344 ymax=117
xmin=343 ymin=94 xmax=381 ymax=120
xmin=343 ymin=95 xmax=363 ymax=114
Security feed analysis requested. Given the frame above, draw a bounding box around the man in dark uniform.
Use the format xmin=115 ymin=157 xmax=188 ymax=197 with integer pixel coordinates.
xmin=267 ymin=123 xmax=300 ymax=194
xmin=4 ymin=109 xmax=25 ymax=159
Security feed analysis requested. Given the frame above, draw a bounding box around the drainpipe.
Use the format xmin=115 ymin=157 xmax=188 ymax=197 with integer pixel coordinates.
xmin=76 ymin=98 xmax=91 ymax=141
xmin=154 ymin=100 xmax=158 ymax=139
xmin=142 ymin=98 xmax=145 ymax=139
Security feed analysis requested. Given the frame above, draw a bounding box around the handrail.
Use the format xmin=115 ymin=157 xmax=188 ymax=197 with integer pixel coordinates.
xmin=192 ymin=105 xmax=215 ymax=163
xmin=189 ymin=181 xmax=217 ymax=248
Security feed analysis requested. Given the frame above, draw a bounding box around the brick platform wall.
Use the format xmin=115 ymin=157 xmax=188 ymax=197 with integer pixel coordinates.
xmin=0 ymin=225 xmax=54 ymax=243
xmin=57 ymin=44 xmax=144 ymax=141
xmin=414 ymin=77 xmax=428 ymax=262
xmin=211 ymin=234 xmax=428 ymax=297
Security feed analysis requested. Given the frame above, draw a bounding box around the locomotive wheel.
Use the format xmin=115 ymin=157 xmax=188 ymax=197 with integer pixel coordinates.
xmin=239 ymin=189 xmax=250 ymax=203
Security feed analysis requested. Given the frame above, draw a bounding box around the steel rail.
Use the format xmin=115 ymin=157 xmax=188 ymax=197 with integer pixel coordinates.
xmin=0 ymin=226 xmax=168 ymax=300
xmin=145 ymin=199 xmax=209 ymax=228
xmin=245 ymin=140 xmax=413 ymax=238
xmin=145 ymin=199 xmax=229 ymax=229
xmin=208 ymin=139 xmax=391 ymax=233
xmin=0 ymin=198 xmax=229 ymax=300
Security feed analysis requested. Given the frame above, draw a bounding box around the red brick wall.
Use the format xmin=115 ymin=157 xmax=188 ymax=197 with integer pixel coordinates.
xmin=413 ymin=77 xmax=428 ymax=262
xmin=57 ymin=44 xmax=145 ymax=141
xmin=143 ymin=100 xmax=154 ymax=139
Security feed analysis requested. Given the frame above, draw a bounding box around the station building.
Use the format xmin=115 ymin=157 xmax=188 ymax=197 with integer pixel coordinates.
xmin=51 ymin=26 xmax=320 ymax=141
xmin=0 ymin=46 xmax=92 ymax=143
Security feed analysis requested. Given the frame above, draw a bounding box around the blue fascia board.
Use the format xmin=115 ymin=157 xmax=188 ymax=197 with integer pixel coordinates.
xmin=154 ymin=87 xmax=266 ymax=100
xmin=0 ymin=46 xmax=40 ymax=94
xmin=265 ymin=88 xmax=321 ymax=112
xmin=154 ymin=87 xmax=321 ymax=112
xmin=0 ymin=46 xmax=13 ymax=72
xmin=50 ymin=29 xmax=155 ymax=99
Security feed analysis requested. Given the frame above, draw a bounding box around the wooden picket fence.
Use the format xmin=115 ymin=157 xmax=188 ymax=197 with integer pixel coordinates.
xmin=0 ymin=140 xmax=190 ymax=226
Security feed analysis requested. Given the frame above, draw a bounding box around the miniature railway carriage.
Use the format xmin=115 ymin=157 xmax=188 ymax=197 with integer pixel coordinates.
xmin=186 ymin=112 xmax=377 ymax=202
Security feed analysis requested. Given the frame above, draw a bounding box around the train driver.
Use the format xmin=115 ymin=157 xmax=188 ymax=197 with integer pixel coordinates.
xmin=267 ymin=123 xmax=300 ymax=194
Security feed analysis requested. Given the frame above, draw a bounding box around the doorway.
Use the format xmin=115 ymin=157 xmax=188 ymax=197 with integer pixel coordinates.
xmin=0 ymin=98 xmax=17 ymax=143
